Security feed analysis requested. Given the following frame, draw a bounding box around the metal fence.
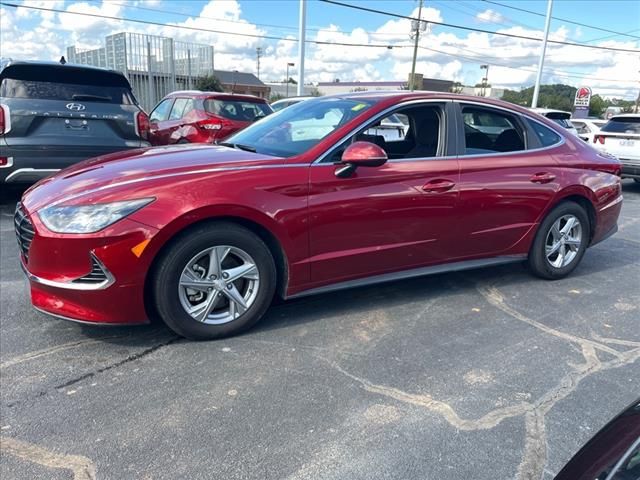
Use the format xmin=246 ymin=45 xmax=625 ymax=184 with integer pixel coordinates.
xmin=67 ymin=32 xmax=214 ymax=111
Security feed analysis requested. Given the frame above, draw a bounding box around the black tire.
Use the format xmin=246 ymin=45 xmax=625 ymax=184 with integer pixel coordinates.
xmin=528 ymin=201 xmax=590 ymax=280
xmin=152 ymin=222 xmax=276 ymax=340
xmin=177 ymin=139 xmax=190 ymax=144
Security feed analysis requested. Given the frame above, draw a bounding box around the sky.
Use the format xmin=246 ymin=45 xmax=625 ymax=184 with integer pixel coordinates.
xmin=1 ymin=0 xmax=639 ymax=99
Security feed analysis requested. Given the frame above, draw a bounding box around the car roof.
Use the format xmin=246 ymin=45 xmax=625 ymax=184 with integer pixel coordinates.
xmin=272 ymin=96 xmax=315 ymax=104
xmin=609 ymin=114 xmax=640 ymax=119
xmin=529 ymin=107 xmax=571 ymax=115
xmin=164 ymin=91 xmax=267 ymax=102
xmin=0 ymin=59 xmax=126 ymax=77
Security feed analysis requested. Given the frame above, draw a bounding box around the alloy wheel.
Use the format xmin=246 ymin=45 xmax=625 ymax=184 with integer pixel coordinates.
xmin=545 ymin=215 xmax=583 ymax=269
xmin=178 ymin=245 xmax=260 ymax=324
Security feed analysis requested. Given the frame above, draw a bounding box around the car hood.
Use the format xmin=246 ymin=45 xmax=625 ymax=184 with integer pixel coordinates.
xmin=22 ymin=145 xmax=285 ymax=212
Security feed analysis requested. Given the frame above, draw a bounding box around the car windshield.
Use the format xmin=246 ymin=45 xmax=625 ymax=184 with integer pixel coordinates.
xmin=204 ymin=99 xmax=272 ymax=122
xmin=224 ymin=97 xmax=376 ymax=158
xmin=601 ymin=117 xmax=640 ymax=134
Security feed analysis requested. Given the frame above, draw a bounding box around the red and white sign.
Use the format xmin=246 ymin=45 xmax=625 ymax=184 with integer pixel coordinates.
xmin=574 ymin=87 xmax=592 ymax=108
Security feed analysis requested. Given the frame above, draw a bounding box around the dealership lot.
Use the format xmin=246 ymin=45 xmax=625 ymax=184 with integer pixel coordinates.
xmin=1 ymin=182 xmax=638 ymax=480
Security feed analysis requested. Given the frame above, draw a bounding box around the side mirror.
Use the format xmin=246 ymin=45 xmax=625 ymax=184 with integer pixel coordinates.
xmin=335 ymin=141 xmax=388 ymax=178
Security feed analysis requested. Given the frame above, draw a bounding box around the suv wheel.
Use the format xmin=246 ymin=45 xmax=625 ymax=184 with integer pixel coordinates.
xmin=153 ymin=223 xmax=276 ymax=339
xmin=528 ymin=202 xmax=590 ymax=280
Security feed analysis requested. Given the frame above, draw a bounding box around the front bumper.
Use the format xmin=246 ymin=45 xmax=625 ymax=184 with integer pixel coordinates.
xmin=17 ymin=207 xmax=158 ymax=325
xmin=620 ymin=161 xmax=640 ymax=179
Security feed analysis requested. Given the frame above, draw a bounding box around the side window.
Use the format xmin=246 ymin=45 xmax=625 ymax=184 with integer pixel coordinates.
xmin=526 ymin=118 xmax=562 ymax=147
xmin=169 ymin=98 xmax=188 ymax=120
xmin=149 ymin=98 xmax=173 ymax=123
xmin=462 ymin=106 xmax=525 ymax=154
xmin=181 ymin=98 xmax=195 ymax=119
xmin=364 ymin=113 xmax=409 ymax=143
xmin=324 ymin=104 xmax=443 ymax=163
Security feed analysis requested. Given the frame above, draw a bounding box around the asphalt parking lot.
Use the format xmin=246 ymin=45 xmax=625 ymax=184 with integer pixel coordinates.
xmin=1 ymin=181 xmax=638 ymax=480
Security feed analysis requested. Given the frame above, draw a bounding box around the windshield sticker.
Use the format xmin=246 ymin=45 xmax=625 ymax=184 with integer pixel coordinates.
xmin=351 ymin=103 xmax=367 ymax=112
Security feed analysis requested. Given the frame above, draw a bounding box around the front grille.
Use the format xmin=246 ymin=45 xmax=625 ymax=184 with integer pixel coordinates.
xmin=14 ymin=203 xmax=35 ymax=262
xmin=72 ymin=255 xmax=109 ymax=284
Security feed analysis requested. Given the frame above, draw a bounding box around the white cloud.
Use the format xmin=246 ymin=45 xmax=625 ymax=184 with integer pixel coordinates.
xmin=476 ymin=9 xmax=504 ymax=24
xmin=0 ymin=0 xmax=637 ymax=100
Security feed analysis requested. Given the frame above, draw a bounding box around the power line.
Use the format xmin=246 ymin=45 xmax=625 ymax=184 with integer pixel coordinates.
xmin=481 ymin=0 xmax=640 ymax=40
xmin=0 ymin=0 xmax=633 ymax=85
xmin=319 ymin=0 xmax=640 ymax=53
xmin=0 ymin=1 xmax=402 ymax=48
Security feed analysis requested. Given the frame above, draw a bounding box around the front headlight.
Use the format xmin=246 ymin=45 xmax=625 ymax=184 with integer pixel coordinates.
xmin=38 ymin=198 xmax=154 ymax=234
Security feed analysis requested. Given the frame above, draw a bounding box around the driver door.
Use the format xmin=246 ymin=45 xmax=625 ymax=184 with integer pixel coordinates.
xmin=306 ymin=102 xmax=461 ymax=289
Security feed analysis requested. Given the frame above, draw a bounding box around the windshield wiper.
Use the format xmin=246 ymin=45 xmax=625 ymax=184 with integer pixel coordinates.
xmin=72 ymin=94 xmax=112 ymax=102
xmin=218 ymin=142 xmax=257 ymax=152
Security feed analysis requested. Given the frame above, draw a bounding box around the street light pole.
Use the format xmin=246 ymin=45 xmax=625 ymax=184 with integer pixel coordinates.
xmin=297 ymin=0 xmax=306 ymax=97
xmin=532 ymin=0 xmax=553 ymax=108
xmin=409 ymin=0 xmax=424 ymax=92
xmin=286 ymin=62 xmax=294 ymax=97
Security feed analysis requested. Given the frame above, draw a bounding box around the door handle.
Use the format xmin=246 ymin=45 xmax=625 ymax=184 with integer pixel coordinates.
xmin=422 ymin=179 xmax=456 ymax=193
xmin=530 ymin=172 xmax=556 ymax=184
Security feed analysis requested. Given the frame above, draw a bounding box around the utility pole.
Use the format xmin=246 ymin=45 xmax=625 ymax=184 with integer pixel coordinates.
xmin=480 ymin=64 xmax=489 ymax=97
xmin=297 ymin=0 xmax=306 ymax=96
xmin=409 ymin=0 xmax=424 ymax=91
xmin=286 ymin=62 xmax=295 ymax=97
xmin=256 ymin=47 xmax=263 ymax=79
xmin=532 ymin=0 xmax=553 ymax=108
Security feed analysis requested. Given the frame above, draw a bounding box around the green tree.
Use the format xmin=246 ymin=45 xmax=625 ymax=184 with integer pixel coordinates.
xmin=502 ymin=84 xmax=577 ymax=111
xmin=195 ymin=75 xmax=223 ymax=92
xmin=589 ymin=94 xmax=608 ymax=117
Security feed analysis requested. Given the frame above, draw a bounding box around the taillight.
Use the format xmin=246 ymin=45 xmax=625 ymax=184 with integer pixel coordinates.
xmin=136 ymin=111 xmax=149 ymax=140
xmin=594 ymin=135 xmax=605 ymax=145
xmin=0 ymin=104 xmax=10 ymax=135
xmin=0 ymin=156 xmax=11 ymax=167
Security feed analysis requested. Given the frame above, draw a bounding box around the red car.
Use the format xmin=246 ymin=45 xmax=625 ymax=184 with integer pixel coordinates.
xmin=16 ymin=92 xmax=622 ymax=339
xmin=147 ymin=91 xmax=272 ymax=145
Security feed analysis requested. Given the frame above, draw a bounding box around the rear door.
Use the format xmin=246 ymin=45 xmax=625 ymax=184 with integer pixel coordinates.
xmin=0 ymin=64 xmax=144 ymax=165
xmin=453 ymin=102 xmax=564 ymax=258
xmin=149 ymin=98 xmax=175 ymax=145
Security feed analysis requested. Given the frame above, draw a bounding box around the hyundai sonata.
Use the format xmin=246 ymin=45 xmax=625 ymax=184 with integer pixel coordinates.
xmin=15 ymin=92 xmax=622 ymax=339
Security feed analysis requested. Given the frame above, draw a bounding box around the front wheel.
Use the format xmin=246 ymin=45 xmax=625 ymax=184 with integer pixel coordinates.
xmin=152 ymin=223 xmax=277 ymax=340
xmin=528 ymin=202 xmax=590 ymax=280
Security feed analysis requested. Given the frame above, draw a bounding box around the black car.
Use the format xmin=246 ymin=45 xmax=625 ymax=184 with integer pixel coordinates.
xmin=0 ymin=60 xmax=150 ymax=184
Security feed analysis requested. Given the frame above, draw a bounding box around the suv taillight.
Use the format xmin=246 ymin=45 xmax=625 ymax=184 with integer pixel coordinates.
xmin=594 ymin=135 xmax=605 ymax=145
xmin=136 ymin=111 xmax=149 ymax=140
xmin=0 ymin=104 xmax=10 ymax=135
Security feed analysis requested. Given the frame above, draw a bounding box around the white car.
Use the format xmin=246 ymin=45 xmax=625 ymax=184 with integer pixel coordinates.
xmin=529 ymin=108 xmax=579 ymax=136
xmin=571 ymin=119 xmax=607 ymax=143
xmin=271 ymin=96 xmax=315 ymax=112
xmin=593 ymin=114 xmax=640 ymax=182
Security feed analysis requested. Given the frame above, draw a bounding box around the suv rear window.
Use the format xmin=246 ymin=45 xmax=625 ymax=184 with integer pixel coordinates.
xmin=543 ymin=112 xmax=572 ymax=129
xmin=1 ymin=79 xmax=136 ymax=104
xmin=204 ymin=99 xmax=271 ymax=122
xmin=601 ymin=117 xmax=640 ymax=134
xmin=0 ymin=64 xmax=136 ymax=104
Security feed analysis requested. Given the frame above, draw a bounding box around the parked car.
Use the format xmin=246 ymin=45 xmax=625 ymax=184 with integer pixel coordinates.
xmin=555 ymin=398 xmax=639 ymax=480
xmin=17 ymin=92 xmax=622 ymax=339
xmin=530 ymin=108 xmax=579 ymax=136
xmin=148 ymin=91 xmax=272 ymax=145
xmin=271 ymin=96 xmax=315 ymax=112
xmin=571 ymin=118 xmax=607 ymax=143
xmin=593 ymin=114 xmax=640 ymax=182
xmin=365 ymin=113 xmax=409 ymax=142
xmin=0 ymin=60 xmax=149 ymax=184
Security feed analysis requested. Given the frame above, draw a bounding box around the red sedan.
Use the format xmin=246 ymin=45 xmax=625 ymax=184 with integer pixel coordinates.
xmin=147 ymin=91 xmax=272 ymax=145
xmin=15 ymin=92 xmax=622 ymax=339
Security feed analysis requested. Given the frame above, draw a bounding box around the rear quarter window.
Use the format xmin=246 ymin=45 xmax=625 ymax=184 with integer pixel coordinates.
xmin=526 ymin=118 xmax=562 ymax=147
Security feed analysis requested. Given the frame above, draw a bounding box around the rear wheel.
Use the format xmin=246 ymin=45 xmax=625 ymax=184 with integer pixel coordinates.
xmin=152 ymin=223 xmax=276 ymax=339
xmin=528 ymin=202 xmax=590 ymax=280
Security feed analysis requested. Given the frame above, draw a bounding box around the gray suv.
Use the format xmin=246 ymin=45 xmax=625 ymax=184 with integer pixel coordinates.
xmin=0 ymin=61 xmax=150 ymax=184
